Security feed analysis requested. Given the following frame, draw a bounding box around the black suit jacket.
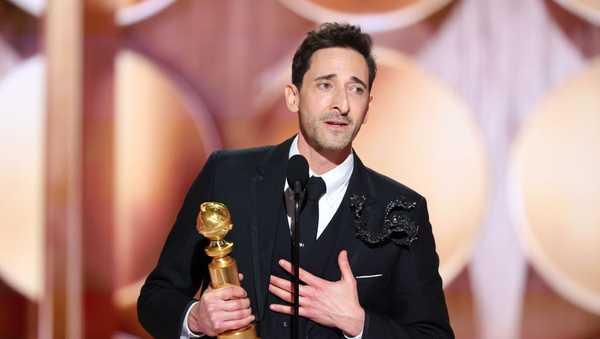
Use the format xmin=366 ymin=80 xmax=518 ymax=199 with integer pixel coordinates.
xmin=138 ymin=137 xmax=454 ymax=339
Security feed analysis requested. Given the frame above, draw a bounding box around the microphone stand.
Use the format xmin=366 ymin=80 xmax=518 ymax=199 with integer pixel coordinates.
xmin=290 ymin=182 xmax=302 ymax=339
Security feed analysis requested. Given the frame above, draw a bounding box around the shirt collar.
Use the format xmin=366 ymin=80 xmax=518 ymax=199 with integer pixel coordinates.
xmin=288 ymin=135 xmax=354 ymax=195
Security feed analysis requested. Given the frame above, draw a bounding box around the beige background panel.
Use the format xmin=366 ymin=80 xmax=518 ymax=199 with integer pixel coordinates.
xmin=0 ymin=56 xmax=44 ymax=301
xmin=511 ymin=58 xmax=600 ymax=315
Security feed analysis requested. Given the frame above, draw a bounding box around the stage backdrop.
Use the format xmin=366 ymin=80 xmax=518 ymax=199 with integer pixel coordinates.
xmin=0 ymin=0 xmax=599 ymax=338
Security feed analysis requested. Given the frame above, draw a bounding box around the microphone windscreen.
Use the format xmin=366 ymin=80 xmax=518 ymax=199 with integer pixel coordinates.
xmin=286 ymin=154 xmax=309 ymax=190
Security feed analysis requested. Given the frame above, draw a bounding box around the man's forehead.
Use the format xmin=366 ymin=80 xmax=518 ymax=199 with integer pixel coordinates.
xmin=306 ymin=47 xmax=369 ymax=81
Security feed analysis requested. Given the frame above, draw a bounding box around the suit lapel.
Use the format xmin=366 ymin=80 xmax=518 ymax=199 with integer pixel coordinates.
xmin=249 ymin=137 xmax=293 ymax=320
xmin=326 ymin=152 xmax=377 ymax=272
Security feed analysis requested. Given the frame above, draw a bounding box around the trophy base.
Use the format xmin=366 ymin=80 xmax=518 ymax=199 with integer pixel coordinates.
xmin=219 ymin=324 xmax=259 ymax=339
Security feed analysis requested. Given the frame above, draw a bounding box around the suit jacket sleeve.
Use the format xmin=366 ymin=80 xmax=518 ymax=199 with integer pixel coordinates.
xmin=362 ymin=196 xmax=454 ymax=339
xmin=137 ymin=152 xmax=219 ymax=339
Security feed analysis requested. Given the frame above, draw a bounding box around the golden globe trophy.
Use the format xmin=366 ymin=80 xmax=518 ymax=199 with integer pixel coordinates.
xmin=196 ymin=201 xmax=258 ymax=339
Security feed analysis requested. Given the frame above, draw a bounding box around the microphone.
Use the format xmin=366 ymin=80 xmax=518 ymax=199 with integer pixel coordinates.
xmin=286 ymin=154 xmax=309 ymax=195
xmin=285 ymin=154 xmax=308 ymax=339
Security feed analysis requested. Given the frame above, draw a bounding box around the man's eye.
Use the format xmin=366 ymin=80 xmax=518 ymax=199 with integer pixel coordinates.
xmin=350 ymin=86 xmax=365 ymax=94
xmin=317 ymin=82 xmax=332 ymax=90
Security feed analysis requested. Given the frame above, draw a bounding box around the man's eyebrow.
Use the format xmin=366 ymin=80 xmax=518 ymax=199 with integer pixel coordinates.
xmin=314 ymin=74 xmax=368 ymax=88
xmin=350 ymin=76 xmax=367 ymax=88
xmin=314 ymin=74 xmax=336 ymax=81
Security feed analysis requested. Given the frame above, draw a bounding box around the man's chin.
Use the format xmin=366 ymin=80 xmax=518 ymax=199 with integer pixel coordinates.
xmin=316 ymin=139 xmax=352 ymax=153
xmin=303 ymin=131 xmax=353 ymax=154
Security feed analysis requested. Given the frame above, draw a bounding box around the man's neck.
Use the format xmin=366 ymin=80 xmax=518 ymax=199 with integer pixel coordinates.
xmin=297 ymin=133 xmax=352 ymax=175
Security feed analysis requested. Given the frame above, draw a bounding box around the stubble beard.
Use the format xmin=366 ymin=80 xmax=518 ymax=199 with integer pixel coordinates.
xmin=299 ymin=112 xmax=358 ymax=153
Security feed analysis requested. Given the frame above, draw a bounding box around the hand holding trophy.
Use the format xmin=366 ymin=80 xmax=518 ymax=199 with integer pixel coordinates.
xmin=196 ymin=202 xmax=259 ymax=339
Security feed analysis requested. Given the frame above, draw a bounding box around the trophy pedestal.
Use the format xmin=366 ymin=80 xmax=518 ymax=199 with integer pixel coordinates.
xmin=209 ymin=256 xmax=240 ymax=288
xmin=219 ymin=324 xmax=258 ymax=339
xmin=198 ymin=202 xmax=259 ymax=339
xmin=208 ymin=254 xmax=260 ymax=339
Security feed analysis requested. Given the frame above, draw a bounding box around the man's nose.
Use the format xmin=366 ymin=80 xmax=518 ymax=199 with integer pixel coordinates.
xmin=332 ymin=87 xmax=350 ymax=114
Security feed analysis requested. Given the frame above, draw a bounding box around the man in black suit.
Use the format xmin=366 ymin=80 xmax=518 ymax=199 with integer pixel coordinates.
xmin=138 ymin=23 xmax=454 ymax=339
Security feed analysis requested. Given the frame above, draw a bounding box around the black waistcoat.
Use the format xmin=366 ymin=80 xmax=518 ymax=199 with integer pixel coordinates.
xmin=259 ymin=195 xmax=346 ymax=339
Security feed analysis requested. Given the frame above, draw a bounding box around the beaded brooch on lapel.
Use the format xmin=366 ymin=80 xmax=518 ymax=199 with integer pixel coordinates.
xmin=349 ymin=194 xmax=420 ymax=247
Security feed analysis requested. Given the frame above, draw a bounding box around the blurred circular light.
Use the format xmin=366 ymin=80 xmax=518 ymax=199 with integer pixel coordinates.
xmin=510 ymin=57 xmax=600 ymax=315
xmin=6 ymin=0 xmax=177 ymax=24
xmin=278 ymin=0 xmax=452 ymax=33
xmin=114 ymin=50 xmax=220 ymax=334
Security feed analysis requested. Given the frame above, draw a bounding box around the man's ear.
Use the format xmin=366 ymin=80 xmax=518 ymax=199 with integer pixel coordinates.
xmin=285 ymin=84 xmax=300 ymax=113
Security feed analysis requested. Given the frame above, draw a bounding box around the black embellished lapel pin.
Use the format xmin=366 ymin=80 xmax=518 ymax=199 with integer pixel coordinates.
xmin=349 ymin=194 xmax=420 ymax=247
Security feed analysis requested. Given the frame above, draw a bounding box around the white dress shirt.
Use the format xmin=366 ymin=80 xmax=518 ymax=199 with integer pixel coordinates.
xmin=181 ymin=136 xmax=362 ymax=338
xmin=284 ymin=135 xmax=354 ymax=240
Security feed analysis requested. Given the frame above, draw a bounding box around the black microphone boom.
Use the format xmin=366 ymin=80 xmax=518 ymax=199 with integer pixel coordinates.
xmin=285 ymin=154 xmax=309 ymax=339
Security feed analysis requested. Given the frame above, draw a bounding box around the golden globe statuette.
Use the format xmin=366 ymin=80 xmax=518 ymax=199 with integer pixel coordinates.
xmin=196 ymin=202 xmax=259 ymax=339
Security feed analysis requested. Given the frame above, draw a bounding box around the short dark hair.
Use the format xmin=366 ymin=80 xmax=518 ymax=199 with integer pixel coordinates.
xmin=292 ymin=22 xmax=377 ymax=91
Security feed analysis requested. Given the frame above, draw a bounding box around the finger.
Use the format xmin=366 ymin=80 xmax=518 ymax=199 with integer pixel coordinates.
xmin=216 ymin=314 xmax=255 ymax=333
xmin=269 ymin=303 xmax=292 ymax=315
xmin=200 ymin=284 xmax=213 ymax=297
xmin=215 ymin=308 xmax=252 ymax=322
xmin=269 ymin=275 xmax=292 ymax=292
xmin=268 ymin=282 xmax=293 ymax=303
xmin=269 ymin=283 xmax=314 ymax=305
xmin=221 ymin=298 xmax=251 ymax=311
xmin=213 ymin=286 xmax=247 ymax=300
xmin=270 ymin=275 xmax=316 ymax=297
xmin=338 ymin=250 xmax=355 ymax=281
xmin=238 ymin=272 xmax=244 ymax=281
xmin=269 ymin=304 xmax=310 ymax=318
xmin=278 ymin=259 xmax=323 ymax=287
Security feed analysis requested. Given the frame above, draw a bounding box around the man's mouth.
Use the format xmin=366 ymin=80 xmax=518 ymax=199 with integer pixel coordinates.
xmin=324 ymin=120 xmax=349 ymax=127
